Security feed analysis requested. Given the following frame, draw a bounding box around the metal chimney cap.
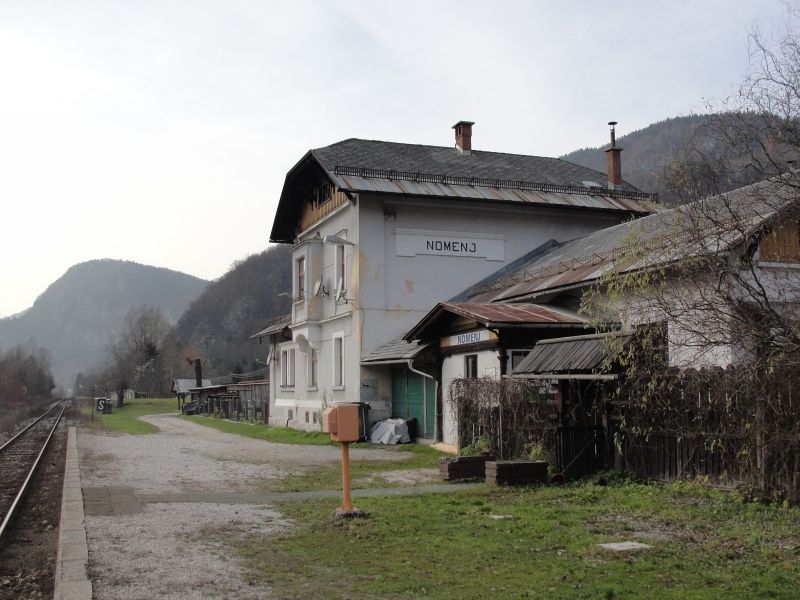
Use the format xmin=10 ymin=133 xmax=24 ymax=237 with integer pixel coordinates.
xmin=608 ymin=121 xmax=618 ymax=127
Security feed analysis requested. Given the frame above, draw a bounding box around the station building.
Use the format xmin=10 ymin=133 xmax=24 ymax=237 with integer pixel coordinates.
xmin=255 ymin=121 xmax=655 ymax=439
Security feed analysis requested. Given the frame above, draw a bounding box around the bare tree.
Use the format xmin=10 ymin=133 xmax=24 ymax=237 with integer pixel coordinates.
xmin=580 ymin=11 xmax=800 ymax=501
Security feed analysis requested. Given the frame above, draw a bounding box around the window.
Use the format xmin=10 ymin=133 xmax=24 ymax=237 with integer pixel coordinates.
xmin=296 ymin=256 xmax=306 ymax=301
xmin=335 ymin=243 xmax=346 ymax=290
xmin=465 ymin=354 xmax=478 ymax=378
xmin=308 ymin=348 xmax=318 ymax=389
xmin=305 ymin=410 xmax=310 ymax=423
xmin=510 ymin=350 xmax=531 ymax=371
xmin=760 ymin=221 xmax=800 ymax=263
xmin=312 ymin=411 xmax=318 ymax=424
xmin=288 ymin=408 xmax=294 ymax=421
xmin=333 ymin=334 xmax=344 ymax=388
xmin=281 ymin=348 xmax=295 ymax=387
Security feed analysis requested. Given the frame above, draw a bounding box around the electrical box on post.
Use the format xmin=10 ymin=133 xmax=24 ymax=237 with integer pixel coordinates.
xmin=322 ymin=404 xmax=360 ymax=442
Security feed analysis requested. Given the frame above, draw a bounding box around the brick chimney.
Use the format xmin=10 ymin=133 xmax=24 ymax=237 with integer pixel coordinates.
xmin=604 ymin=121 xmax=623 ymax=189
xmin=452 ymin=120 xmax=475 ymax=154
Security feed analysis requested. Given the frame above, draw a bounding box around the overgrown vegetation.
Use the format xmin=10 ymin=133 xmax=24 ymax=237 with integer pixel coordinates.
xmin=451 ymin=378 xmax=551 ymax=460
xmin=238 ymin=480 xmax=800 ymax=599
xmin=0 ymin=345 xmax=55 ymax=435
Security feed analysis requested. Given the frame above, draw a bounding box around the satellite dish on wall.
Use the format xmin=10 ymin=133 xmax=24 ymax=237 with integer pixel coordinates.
xmin=313 ymin=277 xmax=328 ymax=297
xmin=334 ymin=277 xmax=345 ymax=302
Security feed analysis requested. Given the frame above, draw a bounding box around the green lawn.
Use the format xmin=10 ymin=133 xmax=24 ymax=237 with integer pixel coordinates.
xmin=181 ymin=414 xmax=334 ymax=445
xmin=238 ymin=479 xmax=800 ymax=600
xmin=76 ymin=396 xmax=177 ymax=434
xmin=267 ymin=444 xmax=444 ymax=492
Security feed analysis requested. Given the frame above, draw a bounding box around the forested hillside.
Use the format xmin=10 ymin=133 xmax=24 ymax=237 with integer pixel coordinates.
xmin=561 ymin=114 xmax=743 ymax=201
xmin=0 ymin=260 xmax=207 ymax=389
xmin=176 ymin=245 xmax=292 ymax=376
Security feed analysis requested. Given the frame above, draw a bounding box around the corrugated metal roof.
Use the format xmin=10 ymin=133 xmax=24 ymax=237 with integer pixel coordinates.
xmin=172 ymin=378 xmax=211 ymax=394
xmin=361 ymin=338 xmax=431 ymax=364
xmin=513 ymin=331 xmax=632 ymax=375
xmin=466 ymin=177 xmax=797 ymax=302
xmin=271 ymin=138 xmax=656 ymax=242
xmin=330 ymin=172 xmax=652 ymax=214
xmin=249 ymin=314 xmax=291 ymax=339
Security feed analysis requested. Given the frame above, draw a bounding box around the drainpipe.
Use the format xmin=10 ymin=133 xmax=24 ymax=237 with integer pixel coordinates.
xmin=407 ymin=359 xmax=439 ymax=441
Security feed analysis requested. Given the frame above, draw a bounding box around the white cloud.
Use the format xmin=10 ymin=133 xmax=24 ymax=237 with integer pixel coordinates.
xmin=0 ymin=0 xmax=791 ymax=316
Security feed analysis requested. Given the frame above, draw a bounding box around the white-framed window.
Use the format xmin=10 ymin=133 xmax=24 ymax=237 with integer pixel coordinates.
xmin=335 ymin=243 xmax=346 ymax=291
xmin=465 ymin=354 xmax=478 ymax=378
xmin=332 ymin=333 xmax=345 ymax=389
xmin=295 ymin=256 xmax=306 ymax=302
xmin=281 ymin=348 xmax=295 ymax=388
xmin=287 ymin=408 xmax=294 ymax=421
xmin=308 ymin=348 xmax=318 ymax=390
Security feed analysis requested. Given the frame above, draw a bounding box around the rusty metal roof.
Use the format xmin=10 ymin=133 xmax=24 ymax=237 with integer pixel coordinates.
xmin=464 ymin=176 xmax=798 ymax=303
xmin=249 ymin=314 xmax=291 ymax=340
xmin=404 ymin=301 xmax=587 ymax=341
xmin=512 ymin=331 xmax=632 ymax=376
xmin=439 ymin=302 xmax=585 ymax=324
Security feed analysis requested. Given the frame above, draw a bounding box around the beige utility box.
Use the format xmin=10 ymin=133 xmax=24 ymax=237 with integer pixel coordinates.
xmin=322 ymin=404 xmax=360 ymax=442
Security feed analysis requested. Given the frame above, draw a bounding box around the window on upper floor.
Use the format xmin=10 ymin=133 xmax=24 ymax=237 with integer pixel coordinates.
xmin=315 ymin=182 xmax=331 ymax=206
xmin=295 ymin=256 xmax=306 ymax=301
xmin=335 ymin=242 xmax=346 ymax=292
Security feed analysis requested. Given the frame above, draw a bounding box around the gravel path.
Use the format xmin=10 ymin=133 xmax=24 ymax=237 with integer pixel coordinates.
xmin=78 ymin=414 xmax=416 ymax=599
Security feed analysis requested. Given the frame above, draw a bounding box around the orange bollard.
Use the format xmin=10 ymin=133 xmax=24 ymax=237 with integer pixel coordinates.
xmin=340 ymin=442 xmax=353 ymax=511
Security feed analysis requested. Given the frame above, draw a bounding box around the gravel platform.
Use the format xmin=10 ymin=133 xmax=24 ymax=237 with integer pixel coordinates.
xmin=78 ymin=413 xmax=415 ymax=599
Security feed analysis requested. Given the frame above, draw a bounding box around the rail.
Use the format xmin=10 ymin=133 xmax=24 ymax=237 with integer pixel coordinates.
xmin=0 ymin=399 xmax=69 ymax=543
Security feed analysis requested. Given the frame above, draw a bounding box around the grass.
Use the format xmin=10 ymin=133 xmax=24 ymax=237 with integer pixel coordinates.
xmin=76 ymin=396 xmax=177 ymax=434
xmin=180 ymin=414 xmax=446 ymax=491
xmin=267 ymin=444 xmax=444 ymax=492
xmin=181 ymin=415 xmax=334 ymax=445
xmin=237 ymin=478 xmax=800 ymax=600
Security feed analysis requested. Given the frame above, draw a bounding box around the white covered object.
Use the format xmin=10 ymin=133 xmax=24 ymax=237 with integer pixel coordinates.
xmin=369 ymin=419 xmax=411 ymax=445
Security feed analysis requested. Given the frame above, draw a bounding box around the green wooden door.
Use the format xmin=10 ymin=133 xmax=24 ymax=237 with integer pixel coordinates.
xmin=391 ymin=368 xmax=435 ymax=438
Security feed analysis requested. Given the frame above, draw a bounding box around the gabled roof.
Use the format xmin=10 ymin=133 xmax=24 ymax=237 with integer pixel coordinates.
xmin=404 ymin=301 xmax=587 ymax=342
xmin=172 ymin=378 xmax=211 ymax=394
xmin=270 ymin=138 xmax=656 ymax=243
xmin=512 ymin=331 xmax=632 ymax=377
xmin=465 ymin=176 xmax=798 ymax=303
xmin=361 ymin=338 xmax=431 ymax=364
xmin=249 ymin=314 xmax=291 ymax=340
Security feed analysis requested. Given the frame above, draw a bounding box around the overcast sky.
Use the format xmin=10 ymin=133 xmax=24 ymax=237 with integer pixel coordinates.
xmin=0 ymin=0 xmax=791 ymax=318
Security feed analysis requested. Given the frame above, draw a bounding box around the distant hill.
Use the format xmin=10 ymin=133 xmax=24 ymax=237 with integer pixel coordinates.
xmin=0 ymin=260 xmax=207 ymax=389
xmin=561 ymin=114 xmax=715 ymax=201
xmin=176 ymin=246 xmax=292 ymax=376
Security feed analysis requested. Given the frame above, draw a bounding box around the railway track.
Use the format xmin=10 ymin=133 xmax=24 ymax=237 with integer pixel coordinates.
xmin=0 ymin=400 xmax=69 ymax=543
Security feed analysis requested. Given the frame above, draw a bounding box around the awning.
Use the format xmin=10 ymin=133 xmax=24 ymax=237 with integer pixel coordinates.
xmin=249 ymin=314 xmax=291 ymax=340
xmin=361 ymin=338 xmax=431 ymax=365
xmin=512 ymin=331 xmax=631 ymax=379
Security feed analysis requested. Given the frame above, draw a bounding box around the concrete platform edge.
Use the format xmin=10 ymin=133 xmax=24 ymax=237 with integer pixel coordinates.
xmin=54 ymin=426 xmax=92 ymax=600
